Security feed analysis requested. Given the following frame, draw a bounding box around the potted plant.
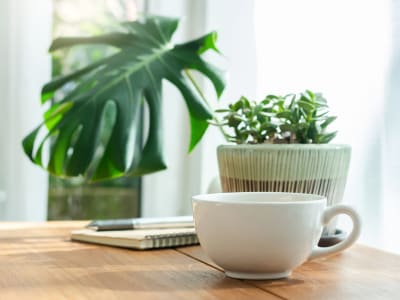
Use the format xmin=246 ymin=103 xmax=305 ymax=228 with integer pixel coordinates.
xmin=211 ymin=91 xmax=351 ymax=236
xmin=22 ymin=16 xmax=225 ymax=181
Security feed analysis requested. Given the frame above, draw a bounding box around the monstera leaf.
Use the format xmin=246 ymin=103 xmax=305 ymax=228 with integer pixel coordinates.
xmin=23 ymin=16 xmax=225 ymax=181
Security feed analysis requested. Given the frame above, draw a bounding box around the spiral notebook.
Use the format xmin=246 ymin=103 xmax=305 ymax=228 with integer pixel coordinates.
xmin=71 ymin=227 xmax=198 ymax=250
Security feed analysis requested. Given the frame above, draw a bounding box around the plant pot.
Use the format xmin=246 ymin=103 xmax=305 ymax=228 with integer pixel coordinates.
xmin=217 ymin=144 xmax=351 ymax=235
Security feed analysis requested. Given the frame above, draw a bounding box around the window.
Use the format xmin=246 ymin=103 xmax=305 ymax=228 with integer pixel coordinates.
xmin=47 ymin=0 xmax=142 ymax=220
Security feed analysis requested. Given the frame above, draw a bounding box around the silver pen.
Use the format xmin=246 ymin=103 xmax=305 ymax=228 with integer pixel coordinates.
xmin=86 ymin=215 xmax=194 ymax=231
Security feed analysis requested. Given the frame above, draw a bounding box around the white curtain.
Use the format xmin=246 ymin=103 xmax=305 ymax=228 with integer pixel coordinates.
xmin=0 ymin=0 xmax=52 ymax=220
xmin=141 ymin=0 xmax=206 ymax=217
xmin=141 ymin=0 xmax=258 ymax=217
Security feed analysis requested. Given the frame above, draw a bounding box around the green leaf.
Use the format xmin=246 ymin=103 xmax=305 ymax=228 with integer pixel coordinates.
xmin=188 ymin=117 xmax=209 ymax=152
xmin=298 ymin=100 xmax=315 ymax=113
xmin=43 ymin=102 xmax=74 ymax=130
xmin=232 ymin=100 xmax=243 ymax=111
xmin=264 ymin=94 xmax=280 ymax=100
xmin=49 ymin=33 xmax=136 ymax=51
xmin=315 ymin=111 xmax=329 ymax=119
xmin=318 ymin=131 xmax=337 ymax=144
xmin=276 ymin=111 xmax=293 ymax=120
xmin=227 ymin=115 xmax=242 ymax=127
xmin=320 ymin=116 xmax=337 ymax=129
xmin=23 ymin=16 xmax=225 ymax=181
xmin=305 ymin=90 xmax=315 ymax=100
xmin=240 ymin=96 xmax=251 ymax=108
xmin=41 ymin=58 xmax=107 ymax=104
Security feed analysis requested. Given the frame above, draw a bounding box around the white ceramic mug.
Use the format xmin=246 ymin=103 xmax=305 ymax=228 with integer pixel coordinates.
xmin=192 ymin=192 xmax=361 ymax=280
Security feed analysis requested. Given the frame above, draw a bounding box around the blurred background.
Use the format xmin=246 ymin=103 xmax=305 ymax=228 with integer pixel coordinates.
xmin=0 ymin=0 xmax=399 ymax=254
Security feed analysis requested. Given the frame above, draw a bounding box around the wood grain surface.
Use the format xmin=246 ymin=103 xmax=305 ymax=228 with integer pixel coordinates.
xmin=0 ymin=222 xmax=278 ymax=300
xmin=178 ymin=244 xmax=400 ymax=300
xmin=1 ymin=222 xmax=399 ymax=300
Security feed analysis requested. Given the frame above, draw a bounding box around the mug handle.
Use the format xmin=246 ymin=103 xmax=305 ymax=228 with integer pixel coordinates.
xmin=309 ymin=205 xmax=361 ymax=260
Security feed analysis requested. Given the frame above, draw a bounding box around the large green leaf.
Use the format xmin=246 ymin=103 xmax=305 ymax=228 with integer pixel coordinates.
xmin=23 ymin=16 xmax=226 ymax=181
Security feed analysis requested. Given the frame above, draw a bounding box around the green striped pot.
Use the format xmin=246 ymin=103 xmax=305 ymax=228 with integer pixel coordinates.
xmin=217 ymin=144 xmax=351 ymax=235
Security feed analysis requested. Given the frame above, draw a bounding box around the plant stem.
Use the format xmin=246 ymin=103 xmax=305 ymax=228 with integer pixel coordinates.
xmin=184 ymin=69 xmax=231 ymax=142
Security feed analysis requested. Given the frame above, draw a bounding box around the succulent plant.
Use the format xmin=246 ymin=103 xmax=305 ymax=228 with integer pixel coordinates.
xmin=212 ymin=90 xmax=337 ymax=144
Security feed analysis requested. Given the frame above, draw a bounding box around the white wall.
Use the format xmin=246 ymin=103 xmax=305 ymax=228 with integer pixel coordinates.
xmin=199 ymin=0 xmax=258 ymax=193
xmin=254 ymin=0 xmax=395 ymax=252
xmin=0 ymin=0 xmax=52 ymax=220
xmin=382 ymin=0 xmax=400 ymax=253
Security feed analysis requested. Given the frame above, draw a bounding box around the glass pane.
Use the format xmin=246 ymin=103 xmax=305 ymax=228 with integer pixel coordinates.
xmin=48 ymin=176 xmax=141 ymax=220
xmin=47 ymin=0 xmax=141 ymax=220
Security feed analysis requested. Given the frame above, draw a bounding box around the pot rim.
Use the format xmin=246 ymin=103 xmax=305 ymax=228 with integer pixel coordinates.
xmin=218 ymin=143 xmax=350 ymax=150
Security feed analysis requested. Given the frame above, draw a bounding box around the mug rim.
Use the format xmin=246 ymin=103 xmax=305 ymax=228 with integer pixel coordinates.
xmin=192 ymin=192 xmax=326 ymax=205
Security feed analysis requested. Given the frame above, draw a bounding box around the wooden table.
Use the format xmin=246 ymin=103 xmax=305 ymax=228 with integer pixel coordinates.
xmin=0 ymin=222 xmax=399 ymax=300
